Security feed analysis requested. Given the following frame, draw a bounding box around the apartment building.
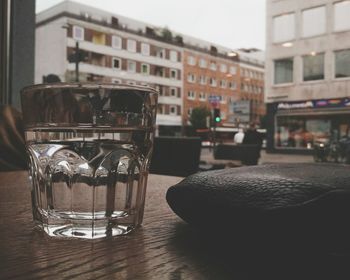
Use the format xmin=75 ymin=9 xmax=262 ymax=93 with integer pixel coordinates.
xmin=182 ymin=49 xmax=240 ymax=126
xmin=181 ymin=40 xmax=265 ymax=128
xmin=35 ymin=1 xmax=183 ymax=132
xmin=265 ymin=0 xmax=350 ymax=152
xmin=238 ymin=49 xmax=266 ymax=125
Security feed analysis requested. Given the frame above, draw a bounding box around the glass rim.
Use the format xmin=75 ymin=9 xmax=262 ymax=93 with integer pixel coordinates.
xmin=21 ymin=82 xmax=159 ymax=95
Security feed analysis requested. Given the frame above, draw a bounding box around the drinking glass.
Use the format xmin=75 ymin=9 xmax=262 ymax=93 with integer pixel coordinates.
xmin=21 ymin=83 xmax=158 ymax=239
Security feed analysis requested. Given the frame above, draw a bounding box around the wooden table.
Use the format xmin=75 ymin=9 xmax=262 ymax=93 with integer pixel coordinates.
xmin=1 ymin=172 xmax=347 ymax=279
xmin=0 ymin=171 xmax=240 ymax=280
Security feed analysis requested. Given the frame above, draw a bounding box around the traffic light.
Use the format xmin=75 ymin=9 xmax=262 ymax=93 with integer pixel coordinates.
xmin=213 ymin=108 xmax=221 ymax=124
xmin=68 ymin=49 xmax=88 ymax=63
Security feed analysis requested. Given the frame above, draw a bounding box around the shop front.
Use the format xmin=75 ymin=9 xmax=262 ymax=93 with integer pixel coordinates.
xmin=267 ymin=98 xmax=350 ymax=152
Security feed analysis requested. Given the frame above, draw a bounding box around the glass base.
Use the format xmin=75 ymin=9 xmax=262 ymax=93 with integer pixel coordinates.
xmin=40 ymin=224 xmax=134 ymax=239
xmin=34 ymin=211 xmax=138 ymax=239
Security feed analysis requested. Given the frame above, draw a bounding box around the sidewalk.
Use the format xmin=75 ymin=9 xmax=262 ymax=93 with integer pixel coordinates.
xmin=259 ymin=150 xmax=313 ymax=164
xmin=200 ymin=148 xmax=313 ymax=166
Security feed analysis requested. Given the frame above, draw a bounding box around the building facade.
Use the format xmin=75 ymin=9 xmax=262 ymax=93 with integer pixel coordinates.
xmin=236 ymin=49 xmax=266 ymax=125
xmin=35 ymin=1 xmax=183 ymax=132
xmin=182 ymin=49 xmax=240 ymax=127
xmin=36 ymin=1 xmax=265 ymax=135
xmin=266 ymin=0 xmax=350 ymax=152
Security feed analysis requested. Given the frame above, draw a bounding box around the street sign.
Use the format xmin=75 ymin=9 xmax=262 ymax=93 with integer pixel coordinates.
xmin=208 ymin=96 xmax=221 ymax=103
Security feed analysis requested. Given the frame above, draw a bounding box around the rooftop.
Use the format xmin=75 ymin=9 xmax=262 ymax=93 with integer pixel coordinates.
xmin=37 ymin=0 xmax=265 ymax=68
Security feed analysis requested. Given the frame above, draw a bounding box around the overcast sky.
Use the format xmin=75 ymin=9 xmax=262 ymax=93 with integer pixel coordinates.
xmin=36 ymin=0 xmax=266 ymax=50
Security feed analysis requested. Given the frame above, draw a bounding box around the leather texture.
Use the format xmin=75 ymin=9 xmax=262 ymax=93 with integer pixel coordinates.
xmin=166 ymin=163 xmax=350 ymax=252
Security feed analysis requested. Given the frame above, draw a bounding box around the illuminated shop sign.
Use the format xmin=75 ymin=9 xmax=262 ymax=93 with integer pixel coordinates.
xmin=277 ymin=98 xmax=350 ymax=110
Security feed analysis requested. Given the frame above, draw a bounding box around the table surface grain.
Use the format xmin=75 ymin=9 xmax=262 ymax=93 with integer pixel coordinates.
xmin=0 ymin=171 xmax=246 ymax=280
xmin=2 ymin=171 xmax=348 ymax=280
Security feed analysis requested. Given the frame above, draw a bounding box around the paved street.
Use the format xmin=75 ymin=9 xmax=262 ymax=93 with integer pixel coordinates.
xmin=200 ymin=148 xmax=314 ymax=166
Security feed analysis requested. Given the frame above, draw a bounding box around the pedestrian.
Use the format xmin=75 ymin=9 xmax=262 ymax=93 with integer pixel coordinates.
xmin=242 ymin=122 xmax=263 ymax=165
xmin=233 ymin=128 xmax=245 ymax=144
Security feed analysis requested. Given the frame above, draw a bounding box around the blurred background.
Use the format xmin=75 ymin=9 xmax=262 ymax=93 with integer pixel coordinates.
xmin=1 ymin=0 xmax=350 ymax=172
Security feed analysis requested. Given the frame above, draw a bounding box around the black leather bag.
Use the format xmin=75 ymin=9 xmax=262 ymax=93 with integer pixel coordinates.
xmin=166 ymin=163 xmax=350 ymax=254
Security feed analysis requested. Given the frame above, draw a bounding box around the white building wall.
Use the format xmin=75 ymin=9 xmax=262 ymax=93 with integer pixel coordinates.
xmin=265 ymin=0 xmax=350 ymax=103
xmin=35 ymin=18 xmax=68 ymax=83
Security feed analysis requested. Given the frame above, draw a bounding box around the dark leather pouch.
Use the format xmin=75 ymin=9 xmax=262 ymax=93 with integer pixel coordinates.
xmin=166 ymin=163 xmax=350 ymax=254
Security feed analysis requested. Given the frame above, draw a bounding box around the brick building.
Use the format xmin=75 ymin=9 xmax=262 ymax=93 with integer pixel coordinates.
xmin=182 ymin=49 xmax=240 ymax=126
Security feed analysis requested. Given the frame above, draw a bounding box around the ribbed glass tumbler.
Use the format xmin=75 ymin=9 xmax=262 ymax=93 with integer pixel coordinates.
xmin=21 ymin=83 xmax=158 ymax=239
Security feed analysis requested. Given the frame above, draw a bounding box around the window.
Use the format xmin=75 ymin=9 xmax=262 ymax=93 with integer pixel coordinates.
xmin=155 ymin=66 xmax=164 ymax=77
xmin=92 ymin=32 xmax=106 ymax=45
xmin=274 ymin=58 xmax=293 ymax=84
xmin=210 ymin=62 xmax=217 ymax=71
xmin=112 ymin=35 xmax=122 ymax=49
xmin=334 ymin=1 xmax=350 ymax=32
xmin=335 ymin=49 xmax=350 ymax=78
xmin=199 ymin=92 xmax=206 ymax=101
xmin=199 ymin=58 xmax=207 ymax=68
xmin=127 ymin=39 xmax=136 ymax=52
xmin=187 ymin=73 xmax=196 ymax=83
xmin=187 ymin=56 xmax=196 ymax=65
xmin=220 ymin=80 xmax=227 ymax=88
xmin=141 ymin=63 xmax=150 ymax=75
xmin=187 ymin=91 xmax=196 ymax=100
xmin=220 ymin=64 xmax=227 ymax=73
xmin=170 ymin=50 xmax=178 ymax=62
xmin=170 ymin=87 xmax=177 ymax=97
xmin=170 ymin=105 xmax=177 ymax=115
xmin=218 ymin=95 xmax=226 ymax=104
xmin=276 ymin=116 xmax=332 ymax=149
xmin=112 ymin=57 xmax=121 ymax=69
xmin=273 ymin=13 xmax=295 ymax=43
xmin=170 ymin=69 xmax=177 ymax=79
xmin=229 ymin=82 xmax=237 ymax=90
xmin=302 ymin=6 xmax=326 ymax=38
xmin=199 ymin=75 xmax=207 ymax=85
xmin=141 ymin=43 xmax=150 ymax=55
xmin=229 ymin=66 xmax=237 ymax=75
xmin=127 ymin=60 xmax=136 ymax=72
xmin=73 ymin=26 xmax=84 ymax=41
xmin=209 ymin=77 xmax=217 ymax=87
xmin=303 ymin=53 xmax=324 ymax=81
xmin=156 ymin=48 xmax=166 ymax=58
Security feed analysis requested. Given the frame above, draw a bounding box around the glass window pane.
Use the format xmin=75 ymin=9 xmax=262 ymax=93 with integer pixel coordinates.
xmin=141 ymin=43 xmax=150 ymax=55
xmin=302 ymin=6 xmax=326 ymax=38
xmin=334 ymin=1 xmax=350 ymax=32
xmin=127 ymin=39 xmax=136 ymax=52
xmin=303 ymin=53 xmax=324 ymax=81
xmin=335 ymin=49 xmax=350 ymax=78
xmin=274 ymin=58 xmax=293 ymax=84
xmin=112 ymin=36 xmax=122 ymax=49
xmin=170 ymin=50 xmax=178 ymax=62
xmin=273 ymin=13 xmax=295 ymax=43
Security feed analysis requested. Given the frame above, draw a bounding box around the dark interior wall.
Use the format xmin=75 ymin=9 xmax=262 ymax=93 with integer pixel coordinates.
xmin=9 ymin=0 xmax=35 ymax=109
xmin=0 ymin=0 xmax=11 ymax=105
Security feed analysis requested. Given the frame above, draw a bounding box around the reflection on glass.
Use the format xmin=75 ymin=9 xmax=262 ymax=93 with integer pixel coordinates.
xmin=335 ymin=49 xmax=350 ymax=78
xmin=274 ymin=58 xmax=293 ymax=84
xmin=303 ymin=53 xmax=324 ymax=81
